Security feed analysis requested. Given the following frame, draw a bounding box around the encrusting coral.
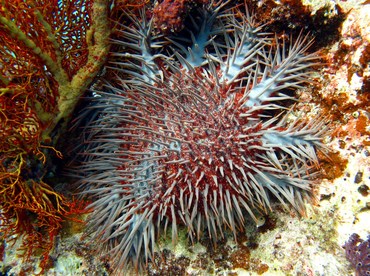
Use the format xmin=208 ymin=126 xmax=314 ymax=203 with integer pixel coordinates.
xmin=0 ymin=0 xmax=110 ymax=272
xmin=153 ymin=0 xmax=209 ymax=34
xmin=344 ymin=233 xmax=370 ymax=276
xmin=70 ymin=1 xmax=327 ymax=273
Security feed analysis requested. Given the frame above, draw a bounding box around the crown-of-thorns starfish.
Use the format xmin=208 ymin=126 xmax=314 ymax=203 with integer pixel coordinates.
xmin=71 ymin=3 xmax=326 ymax=272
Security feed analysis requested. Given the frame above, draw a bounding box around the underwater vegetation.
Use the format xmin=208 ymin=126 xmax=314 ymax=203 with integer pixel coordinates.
xmin=70 ymin=1 xmax=327 ymax=272
xmin=0 ymin=0 xmax=109 ymax=272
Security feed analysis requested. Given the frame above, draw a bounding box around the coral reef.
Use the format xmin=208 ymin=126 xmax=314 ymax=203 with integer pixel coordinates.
xmin=1 ymin=0 xmax=369 ymax=275
xmin=244 ymin=0 xmax=346 ymax=49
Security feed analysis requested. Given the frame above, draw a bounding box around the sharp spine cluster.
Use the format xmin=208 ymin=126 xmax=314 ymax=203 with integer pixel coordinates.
xmin=72 ymin=3 xmax=326 ymax=272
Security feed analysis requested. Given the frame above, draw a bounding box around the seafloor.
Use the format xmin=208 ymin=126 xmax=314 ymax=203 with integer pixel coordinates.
xmin=1 ymin=0 xmax=369 ymax=275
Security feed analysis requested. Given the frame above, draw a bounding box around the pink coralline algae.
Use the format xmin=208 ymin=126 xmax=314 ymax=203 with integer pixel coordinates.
xmin=153 ymin=0 xmax=209 ymax=33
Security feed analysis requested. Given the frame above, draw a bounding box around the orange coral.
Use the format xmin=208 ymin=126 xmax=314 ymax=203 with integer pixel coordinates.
xmin=0 ymin=0 xmax=110 ymax=272
xmin=0 ymin=156 xmax=87 ymax=271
